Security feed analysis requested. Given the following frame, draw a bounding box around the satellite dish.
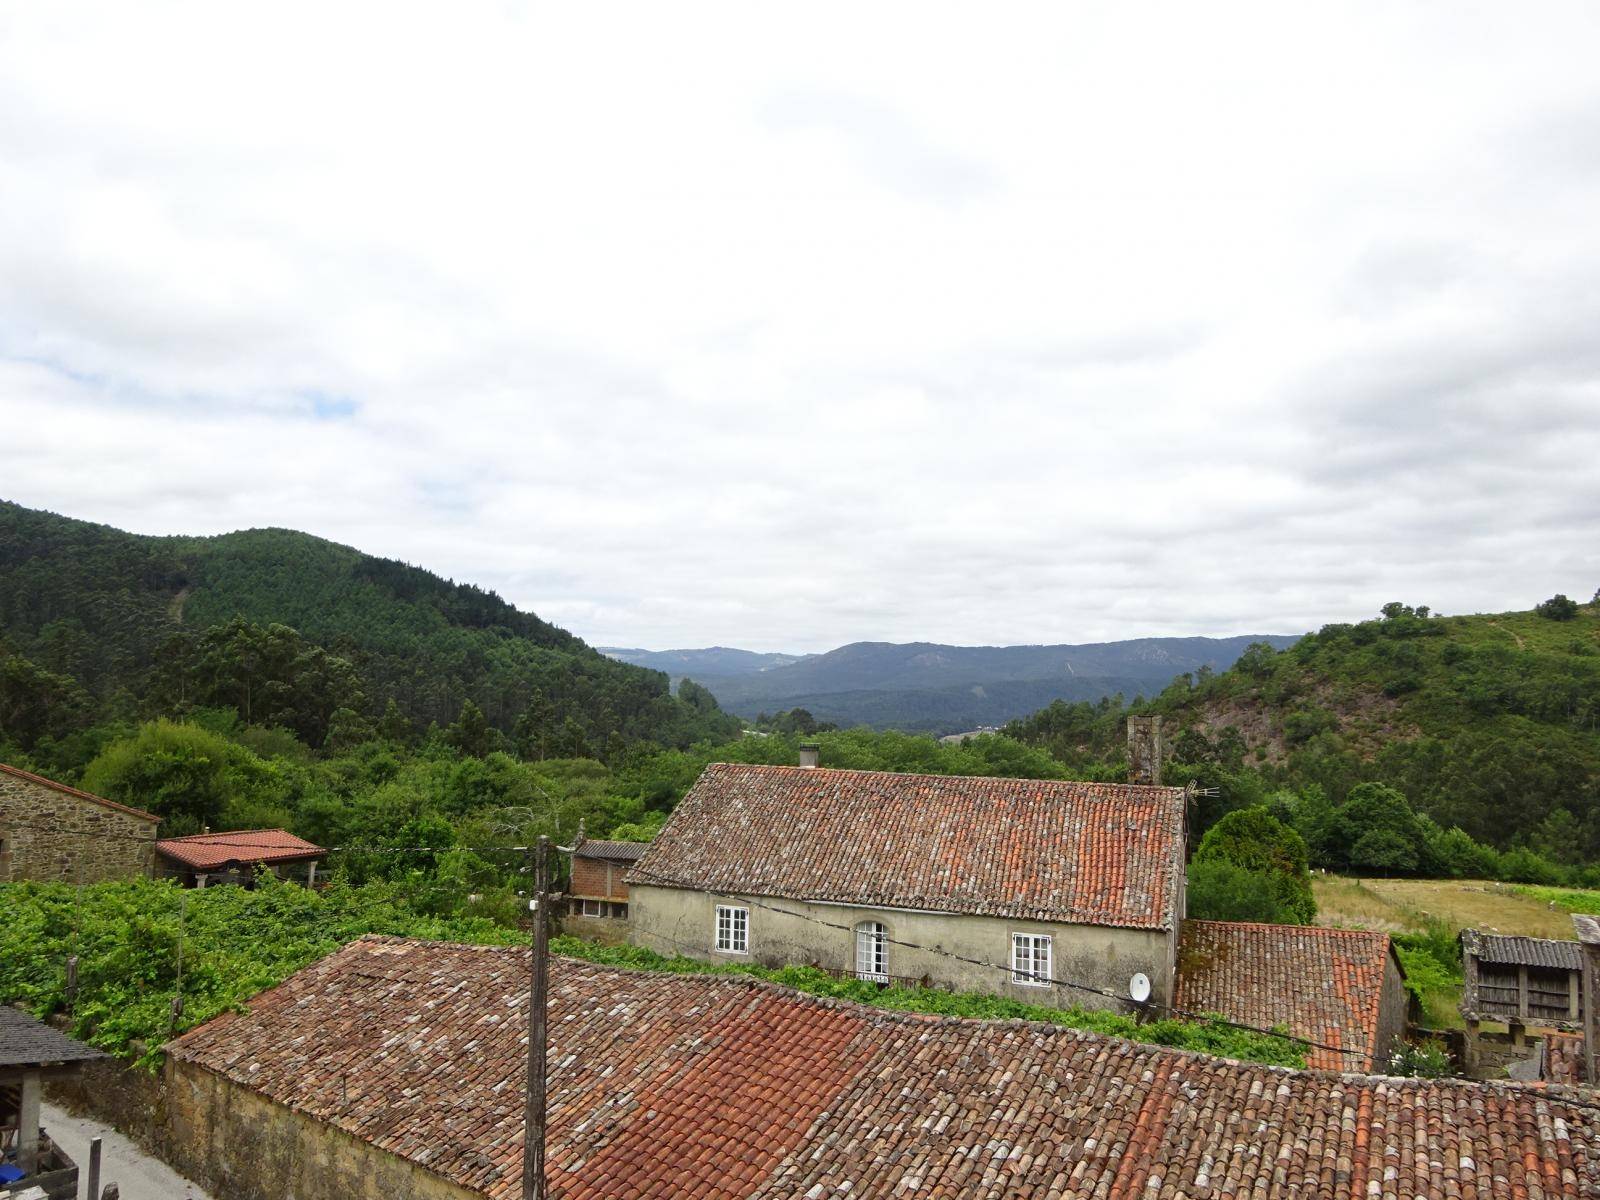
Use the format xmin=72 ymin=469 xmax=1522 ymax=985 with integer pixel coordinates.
xmin=1129 ymin=972 xmax=1152 ymax=1003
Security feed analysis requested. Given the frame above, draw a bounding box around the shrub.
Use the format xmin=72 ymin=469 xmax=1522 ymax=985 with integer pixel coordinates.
xmin=1187 ymin=859 xmax=1313 ymax=925
xmin=1535 ymin=594 xmax=1579 ymax=621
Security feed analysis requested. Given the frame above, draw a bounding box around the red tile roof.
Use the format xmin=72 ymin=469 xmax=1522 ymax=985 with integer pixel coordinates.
xmin=155 ymin=828 xmax=326 ymax=871
xmin=1174 ymin=920 xmax=1401 ymax=1071
xmin=1545 ymin=1033 xmax=1589 ymax=1089
xmin=630 ymin=764 xmax=1186 ymax=929
xmin=165 ymin=936 xmax=1600 ymax=1200
xmin=0 ymin=761 xmax=159 ymax=823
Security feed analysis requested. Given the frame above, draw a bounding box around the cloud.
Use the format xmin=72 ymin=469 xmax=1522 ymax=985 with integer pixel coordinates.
xmin=1 ymin=2 xmax=1598 ymax=652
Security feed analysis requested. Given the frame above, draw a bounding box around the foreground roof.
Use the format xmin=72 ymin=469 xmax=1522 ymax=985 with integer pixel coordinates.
xmin=571 ymin=838 xmax=647 ymax=863
xmin=0 ymin=761 xmax=159 ymax=823
xmin=155 ymin=828 xmax=326 ymax=871
xmin=0 ymin=1006 xmax=107 ymax=1070
xmin=1461 ymin=929 xmax=1585 ymax=971
xmin=167 ymin=936 xmax=1600 ymax=1200
xmin=1174 ymin=920 xmax=1400 ymax=1072
xmin=630 ymin=763 xmax=1186 ymax=928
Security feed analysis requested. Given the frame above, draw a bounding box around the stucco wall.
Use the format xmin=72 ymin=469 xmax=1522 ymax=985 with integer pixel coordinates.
xmin=0 ymin=773 xmax=156 ymax=883
xmin=164 ymin=1060 xmax=480 ymax=1200
xmin=629 ymin=884 xmax=1174 ymax=1011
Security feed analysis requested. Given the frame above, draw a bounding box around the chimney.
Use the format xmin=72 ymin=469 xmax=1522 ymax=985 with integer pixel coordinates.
xmin=798 ymin=742 xmax=820 ymax=770
xmin=1126 ymin=716 xmax=1164 ymax=787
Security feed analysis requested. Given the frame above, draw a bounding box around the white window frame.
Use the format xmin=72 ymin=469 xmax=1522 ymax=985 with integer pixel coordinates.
xmin=854 ymin=921 xmax=888 ymax=983
xmin=714 ymin=904 xmax=749 ymax=954
xmin=1011 ymin=933 xmax=1052 ymax=987
xmin=580 ymin=898 xmax=604 ymax=918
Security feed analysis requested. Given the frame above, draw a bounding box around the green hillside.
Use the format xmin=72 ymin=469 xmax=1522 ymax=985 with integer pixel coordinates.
xmin=1006 ymin=598 xmax=1600 ymax=865
xmin=0 ymin=501 xmax=737 ymax=761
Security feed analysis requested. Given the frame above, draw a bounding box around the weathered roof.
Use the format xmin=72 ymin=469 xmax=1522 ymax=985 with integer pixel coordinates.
xmin=1544 ymin=1032 xmax=1589 ymax=1089
xmin=630 ymin=763 xmax=1186 ymax=929
xmin=572 ymin=838 xmax=647 ymax=864
xmin=0 ymin=1006 xmax=107 ymax=1069
xmin=1461 ymin=929 xmax=1584 ymax=971
xmin=166 ymin=936 xmax=1600 ymax=1200
xmin=1174 ymin=920 xmax=1400 ymax=1071
xmin=155 ymin=829 xmax=326 ymax=871
xmin=0 ymin=761 xmax=159 ymax=824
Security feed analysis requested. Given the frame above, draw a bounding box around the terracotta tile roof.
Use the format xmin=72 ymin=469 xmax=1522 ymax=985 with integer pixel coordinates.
xmin=155 ymin=828 xmax=326 ymax=871
xmin=1174 ymin=920 xmax=1400 ymax=1071
xmin=630 ymin=764 xmax=1185 ymax=929
xmin=0 ymin=761 xmax=160 ymax=823
xmin=1462 ymin=929 xmax=1585 ymax=971
xmin=166 ymin=936 xmax=1600 ymax=1200
xmin=572 ymin=838 xmax=647 ymax=864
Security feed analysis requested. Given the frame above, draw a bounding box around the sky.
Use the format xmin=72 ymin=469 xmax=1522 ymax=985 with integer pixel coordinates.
xmin=3 ymin=3 xmax=1598 ymax=654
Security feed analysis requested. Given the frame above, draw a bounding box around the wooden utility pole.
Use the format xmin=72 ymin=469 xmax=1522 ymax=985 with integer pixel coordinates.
xmin=523 ymin=835 xmax=551 ymax=1200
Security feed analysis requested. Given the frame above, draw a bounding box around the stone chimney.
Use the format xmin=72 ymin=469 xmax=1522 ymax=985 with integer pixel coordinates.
xmin=1126 ymin=716 xmax=1164 ymax=787
xmin=798 ymin=742 xmax=820 ymax=770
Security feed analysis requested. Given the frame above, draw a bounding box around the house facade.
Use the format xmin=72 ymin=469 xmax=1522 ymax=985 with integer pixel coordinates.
xmin=627 ymin=761 xmax=1188 ymax=1010
xmin=566 ymin=837 xmax=642 ymax=920
xmin=0 ymin=762 xmax=158 ymax=883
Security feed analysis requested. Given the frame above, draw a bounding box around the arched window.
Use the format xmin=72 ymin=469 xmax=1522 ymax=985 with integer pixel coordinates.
xmin=855 ymin=921 xmax=888 ymax=983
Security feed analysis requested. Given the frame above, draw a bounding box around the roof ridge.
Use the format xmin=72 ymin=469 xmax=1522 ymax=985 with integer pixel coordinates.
xmin=1190 ymin=919 xmax=1389 ymax=940
xmin=705 ymin=761 xmax=1188 ymax=794
xmin=0 ymin=761 xmax=160 ymax=823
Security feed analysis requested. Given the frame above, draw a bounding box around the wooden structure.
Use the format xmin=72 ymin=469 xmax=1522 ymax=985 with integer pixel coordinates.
xmin=0 ymin=1008 xmax=103 ymax=1197
xmin=1459 ymin=928 xmax=1585 ymax=1074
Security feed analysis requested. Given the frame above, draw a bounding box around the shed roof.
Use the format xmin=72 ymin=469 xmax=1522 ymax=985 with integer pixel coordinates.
xmin=1461 ymin=929 xmax=1584 ymax=971
xmin=0 ymin=761 xmax=159 ymax=824
xmin=572 ymin=838 xmax=647 ymax=864
xmin=155 ymin=829 xmax=326 ymax=871
xmin=1173 ymin=920 xmax=1400 ymax=1071
xmin=0 ymin=1006 xmax=107 ymax=1070
xmin=166 ymin=935 xmax=1600 ymax=1200
xmin=630 ymin=763 xmax=1186 ymax=929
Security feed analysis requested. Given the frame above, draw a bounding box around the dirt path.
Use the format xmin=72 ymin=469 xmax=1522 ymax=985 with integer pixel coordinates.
xmin=1487 ymin=620 xmax=1525 ymax=649
xmin=40 ymin=1103 xmax=214 ymax=1200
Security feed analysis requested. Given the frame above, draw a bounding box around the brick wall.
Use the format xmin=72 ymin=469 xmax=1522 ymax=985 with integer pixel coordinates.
xmin=570 ymin=854 xmax=629 ymax=901
xmin=0 ymin=771 xmax=157 ymax=882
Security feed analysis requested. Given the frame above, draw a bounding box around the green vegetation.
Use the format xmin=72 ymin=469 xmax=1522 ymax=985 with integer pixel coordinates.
xmin=1189 ymin=807 xmax=1315 ymax=924
xmin=0 ymin=501 xmax=739 ymax=768
xmin=0 ymin=875 xmax=522 ymax=1064
xmin=1509 ymin=885 xmax=1600 ymax=915
xmin=1007 ymin=598 xmax=1600 ymax=879
xmin=551 ymin=936 xmax=1307 ymax=1068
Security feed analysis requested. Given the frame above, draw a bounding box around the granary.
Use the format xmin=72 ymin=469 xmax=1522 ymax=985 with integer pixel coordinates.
xmin=564 ymin=835 xmax=643 ymax=922
xmin=158 ymin=935 xmax=1600 ymax=1200
xmin=1172 ymin=920 xmax=1410 ymax=1071
xmin=1459 ymin=926 xmax=1590 ymax=1075
xmin=0 ymin=1008 xmax=105 ymax=1198
xmin=627 ymin=759 xmax=1188 ymax=1008
xmin=155 ymin=829 xmax=327 ymax=888
xmin=0 ymin=762 xmax=158 ymax=884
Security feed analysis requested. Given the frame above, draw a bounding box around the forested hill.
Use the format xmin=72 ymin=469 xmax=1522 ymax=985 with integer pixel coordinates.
xmin=0 ymin=501 xmax=738 ymax=758
xmin=1005 ymin=597 xmax=1600 ymax=862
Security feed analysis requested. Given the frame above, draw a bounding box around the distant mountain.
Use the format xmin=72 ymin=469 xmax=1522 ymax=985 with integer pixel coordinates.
xmin=0 ymin=501 xmax=739 ymax=753
xmin=619 ymin=635 xmax=1303 ymax=733
xmin=599 ymin=646 xmax=809 ymax=679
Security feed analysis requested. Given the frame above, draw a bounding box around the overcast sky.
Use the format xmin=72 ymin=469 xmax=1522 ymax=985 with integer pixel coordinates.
xmin=3 ymin=3 xmax=1598 ymax=653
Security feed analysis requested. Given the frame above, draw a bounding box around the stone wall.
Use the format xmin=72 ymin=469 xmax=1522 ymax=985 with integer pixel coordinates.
xmin=0 ymin=770 xmax=157 ymax=883
xmin=1374 ymin=951 xmax=1411 ymax=1069
xmin=629 ymin=883 xmax=1174 ymax=1012
xmin=163 ymin=1061 xmax=481 ymax=1200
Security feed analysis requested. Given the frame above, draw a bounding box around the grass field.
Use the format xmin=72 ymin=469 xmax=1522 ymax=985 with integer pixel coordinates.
xmin=1309 ymin=876 xmax=1597 ymax=1028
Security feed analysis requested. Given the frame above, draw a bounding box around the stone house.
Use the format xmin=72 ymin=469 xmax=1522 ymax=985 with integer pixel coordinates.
xmin=148 ymin=934 xmax=1600 ymax=1200
xmin=1173 ymin=920 xmax=1410 ymax=1071
xmin=155 ymin=829 xmax=327 ymax=888
xmin=0 ymin=762 xmax=158 ymax=883
xmin=627 ymin=761 xmax=1189 ymax=1010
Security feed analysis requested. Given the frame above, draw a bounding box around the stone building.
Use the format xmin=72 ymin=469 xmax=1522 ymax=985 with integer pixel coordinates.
xmin=1459 ymin=928 xmax=1586 ymax=1074
xmin=0 ymin=762 xmax=158 ymax=883
xmin=627 ymin=760 xmax=1188 ymax=1010
xmin=149 ymin=934 xmax=1600 ymax=1200
xmin=1173 ymin=920 xmax=1410 ymax=1071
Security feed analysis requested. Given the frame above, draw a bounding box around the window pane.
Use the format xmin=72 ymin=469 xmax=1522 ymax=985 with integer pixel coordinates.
xmin=855 ymin=922 xmax=887 ymax=981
